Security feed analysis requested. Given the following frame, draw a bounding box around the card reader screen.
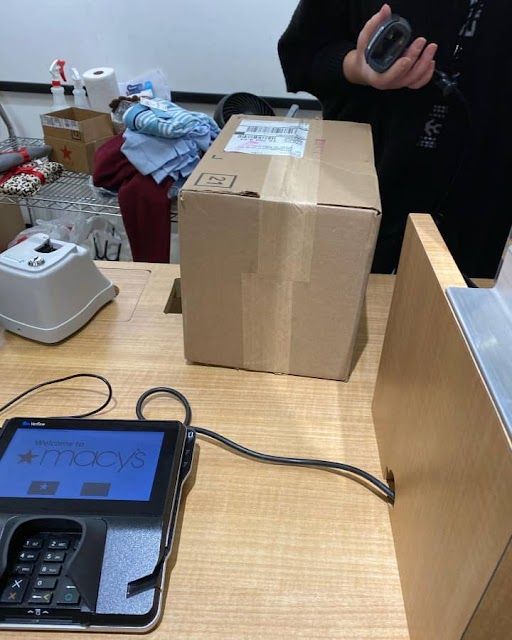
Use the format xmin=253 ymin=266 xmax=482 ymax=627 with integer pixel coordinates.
xmin=0 ymin=428 xmax=164 ymax=501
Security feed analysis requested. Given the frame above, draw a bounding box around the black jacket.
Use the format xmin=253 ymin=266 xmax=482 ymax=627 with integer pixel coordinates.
xmin=279 ymin=1 xmax=512 ymax=276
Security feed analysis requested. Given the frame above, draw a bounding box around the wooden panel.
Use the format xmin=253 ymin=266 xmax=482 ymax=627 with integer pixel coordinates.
xmin=373 ymin=215 xmax=512 ymax=640
xmin=462 ymin=536 xmax=512 ymax=639
xmin=0 ymin=262 xmax=409 ymax=639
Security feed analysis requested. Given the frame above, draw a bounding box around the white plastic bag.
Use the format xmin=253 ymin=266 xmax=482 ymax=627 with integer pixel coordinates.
xmin=8 ymin=212 xmax=125 ymax=261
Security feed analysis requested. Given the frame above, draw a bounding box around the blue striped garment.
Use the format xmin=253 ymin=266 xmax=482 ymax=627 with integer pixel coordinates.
xmin=123 ymin=100 xmax=220 ymax=140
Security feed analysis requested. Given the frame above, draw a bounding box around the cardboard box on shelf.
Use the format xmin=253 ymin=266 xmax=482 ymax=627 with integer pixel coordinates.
xmin=41 ymin=107 xmax=114 ymax=174
xmin=41 ymin=107 xmax=114 ymax=143
xmin=0 ymin=203 xmax=25 ymax=251
xmin=45 ymin=135 xmax=112 ymax=174
xmin=179 ymin=115 xmax=381 ymax=381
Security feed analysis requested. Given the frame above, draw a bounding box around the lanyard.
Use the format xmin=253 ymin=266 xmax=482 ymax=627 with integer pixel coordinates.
xmin=416 ymin=3 xmax=486 ymax=153
xmin=451 ymin=0 xmax=485 ymax=70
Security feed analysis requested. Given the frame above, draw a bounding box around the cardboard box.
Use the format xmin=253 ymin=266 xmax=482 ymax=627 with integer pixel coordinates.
xmin=41 ymin=107 xmax=113 ymax=143
xmin=179 ymin=115 xmax=381 ymax=380
xmin=0 ymin=203 xmax=25 ymax=251
xmin=45 ymin=135 xmax=112 ymax=174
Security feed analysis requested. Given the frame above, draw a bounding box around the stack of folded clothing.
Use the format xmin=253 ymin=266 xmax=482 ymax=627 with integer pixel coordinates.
xmin=93 ymin=101 xmax=218 ymax=263
xmin=121 ymin=98 xmax=219 ymax=192
xmin=0 ymin=158 xmax=63 ymax=196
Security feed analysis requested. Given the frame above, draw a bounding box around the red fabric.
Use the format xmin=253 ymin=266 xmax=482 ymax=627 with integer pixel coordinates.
xmin=0 ymin=163 xmax=46 ymax=187
xmin=92 ymin=135 xmax=172 ymax=263
xmin=18 ymin=147 xmax=31 ymax=163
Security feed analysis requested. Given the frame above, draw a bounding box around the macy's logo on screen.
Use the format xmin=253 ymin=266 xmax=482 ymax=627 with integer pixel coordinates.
xmin=16 ymin=447 xmax=147 ymax=472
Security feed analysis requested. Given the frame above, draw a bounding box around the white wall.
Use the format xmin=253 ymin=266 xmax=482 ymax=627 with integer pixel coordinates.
xmin=0 ymin=92 xmax=63 ymax=139
xmin=1 ymin=0 xmax=301 ymax=94
xmin=1 ymin=0 xmax=311 ymax=137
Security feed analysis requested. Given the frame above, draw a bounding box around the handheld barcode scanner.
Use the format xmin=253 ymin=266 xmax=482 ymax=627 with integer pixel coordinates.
xmin=0 ymin=417 xmax=195 ymax=633
xmin=365 ymin=14 xmax=460 ymax=97
xmin=365 ymin=15 xmax=412 ymax=73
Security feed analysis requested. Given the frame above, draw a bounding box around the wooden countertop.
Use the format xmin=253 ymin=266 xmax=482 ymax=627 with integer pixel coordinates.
xmin=0 ymin=262 xmax=408 ymax=639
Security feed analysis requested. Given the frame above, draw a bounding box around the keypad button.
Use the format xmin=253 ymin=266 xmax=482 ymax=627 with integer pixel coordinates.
xmin=43 ymin=551 xmax=66 ymax=563
xmin=34 ymin=577 xmax=57 ymax=590
xmin=7 ymin=576 xmax=29 ymax=591
xmin=23 ymin=538 xmax=43 ymax=550
xmin=1 ymin=577 xmax=29 ymax=603
xmin=48 ymin=538 xmax=69 ymax=550
xmin=18 ymin=551 xmax=38 ymax=562
xmin=39 ymin=564 xmax=61 ymax=576
xmin=56 ymin=579 xmax=80 ymax=606
xmin=1 ymin=587 xmax=24 ymax=604
xmin=28 ymin=590 xmax=53 ymax=605
xmin=2 ymin=531 xmax=81 ymax=609
xmin=14 ymin=564 xmax=33 ymax=576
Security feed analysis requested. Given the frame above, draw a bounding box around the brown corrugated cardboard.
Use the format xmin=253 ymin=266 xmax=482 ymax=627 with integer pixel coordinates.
xmin=45 ymin=135 xmax=112 ymax=174
xmin=179 ymin=115 xmax=381 ymax=380
xmin=0 ymin=203 xmax=25 ymax=251
xmin=41 ymin=107 xmax=113 ymax=143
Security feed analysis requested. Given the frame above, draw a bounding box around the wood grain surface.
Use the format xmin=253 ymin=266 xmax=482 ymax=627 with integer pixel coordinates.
xmin=373 ymin=215 xmax=512 ymax=640
xmin=0 ymin=262 xmax=408 ymax=640
xmin=462 ymin=537 xmax=512 ymax=640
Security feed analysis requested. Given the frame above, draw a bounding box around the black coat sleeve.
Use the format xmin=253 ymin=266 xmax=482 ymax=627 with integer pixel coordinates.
xmin=278 ymin=0 xmax=358 ymax=101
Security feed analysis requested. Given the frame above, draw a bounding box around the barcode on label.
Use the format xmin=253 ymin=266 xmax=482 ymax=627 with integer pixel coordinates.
xmin=245 ymin=125 xmax=300 ymax=135
xmin=225 ymin=119 xmax=310 ymax=158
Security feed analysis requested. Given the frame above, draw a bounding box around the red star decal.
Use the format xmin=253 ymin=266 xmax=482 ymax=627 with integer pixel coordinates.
xmin=61 ymin=146 xmax=72 ymax=160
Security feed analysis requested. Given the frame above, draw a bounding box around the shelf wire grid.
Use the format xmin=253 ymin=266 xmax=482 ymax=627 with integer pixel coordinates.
xmin=0 ymin=136 xmax=121 ymax=218
xmin=1 ymin=136 xmax=178 ymax=226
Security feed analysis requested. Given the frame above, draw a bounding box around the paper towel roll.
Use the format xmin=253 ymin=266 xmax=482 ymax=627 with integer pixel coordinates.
xmin=83 ymin=67 xmax=119 ymax=113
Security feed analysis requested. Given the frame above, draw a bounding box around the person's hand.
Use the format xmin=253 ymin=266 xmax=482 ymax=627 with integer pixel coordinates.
xmin=343 ymin=4 xmax=438 ymax=90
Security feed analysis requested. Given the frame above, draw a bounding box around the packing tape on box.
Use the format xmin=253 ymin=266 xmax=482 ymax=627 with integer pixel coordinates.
xmin=241 ymin=123 xmax=322 ymax=373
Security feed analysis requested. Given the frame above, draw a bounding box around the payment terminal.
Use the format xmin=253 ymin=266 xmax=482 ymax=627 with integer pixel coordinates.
xmin=0 ymin=417 xmax=195 ymax=632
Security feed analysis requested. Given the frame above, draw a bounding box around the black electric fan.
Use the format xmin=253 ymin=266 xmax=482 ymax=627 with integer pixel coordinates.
xmin=214 ymin=92 xmax=275 ymax=128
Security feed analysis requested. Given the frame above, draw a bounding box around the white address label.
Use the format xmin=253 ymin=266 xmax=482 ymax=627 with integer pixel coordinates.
xmin=41 ymin=115 xmax=80 ymax=131
xmin=140 ymin=97 xmax=173 ymax=111
xmin=225 ymin=119 xmax=309 ymax=158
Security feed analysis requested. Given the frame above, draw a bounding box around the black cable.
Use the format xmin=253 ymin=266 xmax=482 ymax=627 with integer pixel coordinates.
xmin=193 ymin=425 xmax=395 ymax=502
xmin=431 ymin=80 xmax=472 ymax=217
xmin=429 ymin=3 xmax=485 ymax=266
xmin=1 ymin=377 xmax=394 ymax=501
xmin=430 ymin=78 xmax=479 ymax=288
xmin=136 ymin=387 xmax=192 ymax=426
xmin=135 ymin=386 xmax=395 ymax=503
xmin=0 ymin=373 xmax=113 ymax=419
